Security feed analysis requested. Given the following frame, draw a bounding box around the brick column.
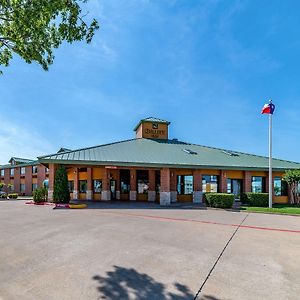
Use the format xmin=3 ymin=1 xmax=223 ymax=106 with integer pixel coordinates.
xmin=244 ymin=171 xmax=252 ymax=193
xmin=73 ymin=167 xmax=79 ymax=200
xmin=129 ymin=169 xmax=137 ymax=201
xmin=4 ymin=169 xmax=10 ymax=193
xmin=170 ymin=169 xmax=177 ymax=203
xmin=48 ymin=164 xmax=56 ymax=201
xmin=220 ymin=170 xmax=228 ymax=193
xmin=160 ymin=168 xmax=171 ymax=205
xmin=86 ymin=167 xmax=93 ymax=200
xmin=193 ymin=170 xmax=203 ymax=203
xmin=148 ymin=169 xmax=156 ymax=202
xmin=37 ymin=165 xmax=46 ymax=188
xmin=101 ymin=168 xmax=111 ymax=201
xmin=14 ymin=168 xmax=21 ymax=194
xmin=25 ymin=166 xmax=32 ymax=196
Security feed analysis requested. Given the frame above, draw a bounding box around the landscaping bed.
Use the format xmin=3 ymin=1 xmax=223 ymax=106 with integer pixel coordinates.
xmin=241 ymin=204 xmax=300 ymax=215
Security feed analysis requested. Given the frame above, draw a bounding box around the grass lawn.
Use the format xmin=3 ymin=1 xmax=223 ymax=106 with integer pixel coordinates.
xmin=241 ymin=204 xmax=300 ymax=215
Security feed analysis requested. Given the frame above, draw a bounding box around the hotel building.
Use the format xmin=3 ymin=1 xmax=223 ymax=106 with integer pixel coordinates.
xmin=1 ymin=118 xmax=299 ymax=205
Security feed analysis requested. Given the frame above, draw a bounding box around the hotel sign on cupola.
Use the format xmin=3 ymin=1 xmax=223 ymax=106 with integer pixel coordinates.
xmin=143 ymin=123 xmax=168 ymax=139
xmin=135 ymin=118 xmax=170 ymax=140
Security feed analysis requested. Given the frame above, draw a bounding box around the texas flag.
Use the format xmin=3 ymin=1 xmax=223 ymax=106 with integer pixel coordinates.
xmin=261 ymin=102 xmax=275 ymax=114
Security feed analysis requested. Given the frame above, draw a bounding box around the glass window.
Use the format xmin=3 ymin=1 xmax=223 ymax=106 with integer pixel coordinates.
xmin=251 ymin=176 xmax=266 ymax=193
xmin=0 ymin=169 xmax=4 ymax=176
xmin=274 ymin=177 xmax=287 ymax=196
xmin=227 ymin=179 xmax=232 ymax=194
xmin=32 ymin=183 xmax=38 ymax=191
xmin=155 ymin=170 xmax=161 ymax=194
xmin=68 ymin=181 xmax=74 ymax=192
xmin=202 ymin=175 xmax=219 ymax=193
xmin=137 ymin=170 xmax=149 ymax=194
xmin=20 ymin=167 xmax=26 ymax=175
xmin=79 ymin=180 xmax=87 ymax=193
xmin=120 ymin=170 xmax=130 ymax=194
xmin=32 ymin=166 xmax=38 ymax=174
xmin=20 ymin=184 xmax=25 ymax=192
xmin=43 ymin=179 xmax=49 ymax=189
xmin=93 ymin=180 xmax=102 ymax=193
xmin=177 ymin=175 xmax=193 ymax=195
xmin=10 ymin=169 xmax=14 ymax=176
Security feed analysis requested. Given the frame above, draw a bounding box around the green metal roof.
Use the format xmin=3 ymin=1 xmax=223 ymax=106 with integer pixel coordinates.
xmin=0 ymin=161 xmax=38 ymax=170
xmin=57 ymin=148 xmax=72 ymax=153
xmin=38 ymin=138 xmax=300 ymax=171
xmin=0 ymin=157 xmax=38 ymax=169
xmin=8 ymin=157 xmax=35 ymax=164
xmin=133 ymin=117 xmax=171 ymax=131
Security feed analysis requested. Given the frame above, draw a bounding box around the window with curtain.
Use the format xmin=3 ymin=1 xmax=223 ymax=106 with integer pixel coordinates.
xmin=93 ymin=180 xmax=102 ymax=193
xmin=137 ymin=170 xmax=149 ymax=194
xmin=202 ymin=175 xmax=218 ymax=193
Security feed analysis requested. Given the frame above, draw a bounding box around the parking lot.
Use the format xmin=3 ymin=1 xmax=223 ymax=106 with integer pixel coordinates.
xmin=0 ymin=200 xmax=300 ymax=300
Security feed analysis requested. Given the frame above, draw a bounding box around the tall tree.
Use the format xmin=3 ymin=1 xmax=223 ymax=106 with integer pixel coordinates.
xmin=53 ymin=165 xmax=70 ymax=203
xmin=283 ymin=169 xmax=300 ymax=205
xmin=0 ymin=0 xmax=99 ymax=73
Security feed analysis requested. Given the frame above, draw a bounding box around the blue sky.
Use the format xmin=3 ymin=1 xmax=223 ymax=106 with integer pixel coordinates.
xmin=1 ymin=0 xmax=300 ymax=164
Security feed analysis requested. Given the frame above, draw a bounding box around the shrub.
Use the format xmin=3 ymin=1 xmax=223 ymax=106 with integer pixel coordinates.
xmin=0 ymin=193 xmax=7 ymax=199
xmin=33 ymin=187 xmax=48 ymax=203
xmin=53 ymin=165 xmax=70 ymax=203
xmin=241 ymin=193 xmax=268 ymax=207
xmin=8 ymin=193 xmax=18 ymax=199
xmin=202 ymin=193 xmax=207 ymax=205
xmin=206 ymin=193 xmax=234 ymax=209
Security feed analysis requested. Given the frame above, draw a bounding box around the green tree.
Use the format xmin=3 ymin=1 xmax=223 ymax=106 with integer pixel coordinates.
xmin=53 ymin=165 xmax=70 ymax=203
xmin=283 ymin=169 xmax=300 ymax=205
xmin=0 ymin=0 xmax=99 ymax=73
xmin=0 ymin=182 xmax=5 ymax=191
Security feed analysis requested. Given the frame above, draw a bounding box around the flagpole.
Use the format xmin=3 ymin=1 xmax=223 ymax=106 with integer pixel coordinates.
xmin=268 ymin=100 xmax=273 ymax=208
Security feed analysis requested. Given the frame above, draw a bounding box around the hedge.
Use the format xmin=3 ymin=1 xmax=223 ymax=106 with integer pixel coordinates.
xmin=205 ymin=193 xmax=234 ymax=209
xmin=8 ymin=193 xmax=18 ymax=199
xmin=241 ymin=193 xmax=268 ymax=207
xmin=33 ymin=187 xmax=48 ymax=203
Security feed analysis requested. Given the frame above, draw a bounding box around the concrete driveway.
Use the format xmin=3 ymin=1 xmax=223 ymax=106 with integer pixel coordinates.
xmin=0 ymin=200 xmax=299 ymax=300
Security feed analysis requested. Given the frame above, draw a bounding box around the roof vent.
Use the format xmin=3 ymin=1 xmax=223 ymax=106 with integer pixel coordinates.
xmin=222 ymin=150 xmax=239 ymax=157
xmin=183 ymin=148 xmax=197 ymax=155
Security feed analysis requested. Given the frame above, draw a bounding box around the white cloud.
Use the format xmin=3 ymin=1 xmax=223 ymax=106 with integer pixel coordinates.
xmin=0 ymin=115 xmax=55 ymax=164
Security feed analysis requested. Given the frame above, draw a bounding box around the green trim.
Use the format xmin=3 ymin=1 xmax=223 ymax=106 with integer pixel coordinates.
xmin=133 ymin=117 xmax=170 ymax=131
xmin=0 ymin=161 xmax=39 ymax=169
xmin=38 ymin=158 xmax=294 ymax=171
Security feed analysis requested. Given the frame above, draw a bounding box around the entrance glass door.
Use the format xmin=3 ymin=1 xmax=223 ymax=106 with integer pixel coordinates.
xmin=110 ymin=180 xmax=116 ymax=200
xmin=227 ymin=179 xmax=242 ymax=201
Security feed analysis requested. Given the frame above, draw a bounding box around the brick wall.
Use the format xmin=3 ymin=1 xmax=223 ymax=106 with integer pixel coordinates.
xmin=25 ymin=166 xmax=33 ymax=196
xmin=14 ymin=167 xmax=20 ymax=194
xmin=160 ymin=168 xmax=170 ymax=192
xmin=244 ymin=171 xmax=252 ymax=193
xmin=37 ymin=165 xmax=46 ymax=188
xmin=220 ymin=170 xmax=227 ymax=193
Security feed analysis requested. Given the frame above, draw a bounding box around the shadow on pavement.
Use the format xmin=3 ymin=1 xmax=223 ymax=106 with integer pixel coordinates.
xmin=71 ymin=200 xmax=207 ymax=211
xmin=92 ymin=265 xmax=196 ymax=300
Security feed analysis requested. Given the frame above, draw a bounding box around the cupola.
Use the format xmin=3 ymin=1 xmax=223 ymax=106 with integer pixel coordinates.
xmin=134 ymin=117 xmax=170 ymax=139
